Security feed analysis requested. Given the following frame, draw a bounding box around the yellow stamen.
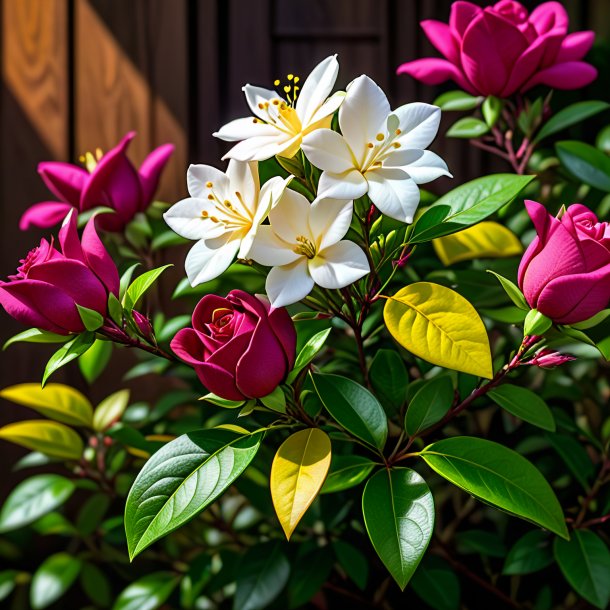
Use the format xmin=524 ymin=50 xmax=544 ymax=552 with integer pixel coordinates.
xmin=206 ymin=181 xmax=213 ymax=188
xmin=367 ymin=143 xmax=374 ymax=149
xmin=395 ymin=128 xmax=402 ymax=135
xmin=293 ymin=235 xmax=317 ymax=259
xmin=274 ymin=79 xmax=280 ymax=86
xmin=393 ymin=142 xmax=401 ymax=148
xmin=376 ymin=133 xmax=385 ymax=141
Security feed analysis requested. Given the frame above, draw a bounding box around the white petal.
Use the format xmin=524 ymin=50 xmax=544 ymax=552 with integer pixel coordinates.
xmin=403 ymin=150 xmax=452 ymax=184
xmin=393 ymin=103 xmax=442 ymax=149
xmin=382 ymin=148 xmax=424 ymax=168
xmin=226 ymin=160 xmax=259 ymax=212
xmin=309 ymin=198 xmax=354 ymax=250
xmin=269 ymin=188 xmax=312 ymax=243
xmin=308 ymin=91 xmax=346 ymax=126
xmin=243 ymin=85 xmax=284 ymax=120
xmin=339 ymin=75 xmax=390 ymax=161
xmin=213 ymin=117 xmax=278 ymax=142
xmin=366 ymin=167 xmax=421 ymax=223
xmin=302 ymin=129 xmax=355 ymax=174
xmin=309 ymin=241 xmax=370 ymax=289
xmin=317 ymin=169 xmax=368 ymax=201
xmin=186 ymin=165 xmax=229 ymax=199
xmin=163 ymin=198 xmax=226 ymax=240
xmin=222 ymin=133 xmax=292 ymax=162
xmin=266 ymin=258 xmax=315 ymax=308
xmin=254 ymin=176 xmax=291 ymax=226
xmin=248 ymin=225 xmax=301 ymax=266
xmin=185 ymin=237 xmax=240 ymax=286
xmin=296 ymin=55 xmax=339 ymax=127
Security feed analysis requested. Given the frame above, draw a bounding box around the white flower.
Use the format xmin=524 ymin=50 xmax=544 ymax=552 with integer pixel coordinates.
xmin=249 ymin=190 xmax=369 ymax=308
xmin=301 ymin=75 xmax=452 ymax=223
xmin=213 ymin=55 xmax=344 ymax=162
xmin=164 ymin=160 xmax=290 ymax=286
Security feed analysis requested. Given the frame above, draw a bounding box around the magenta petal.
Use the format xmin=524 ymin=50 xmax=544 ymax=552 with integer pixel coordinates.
xmin=522 ymin=61 xmax=598 ymax=91
xmin=421 ymin=20 xmax=460 ymax=63
xmin=19 ymin=202 xmax=73 ymax=231
xmin=268 ymin=307 xmax=297 ymax=369
xmin=58 ymin=210 xmax=85 ymax=262
xmin=397 ymin=58 xmax=475 ymax=93
xmin=450 ymin=1 xmax=482 ymax=38
xmin=536 ymin=266 xmax=610 ymax=324
xmin=556 ymin=31 xmax=595 ymax=63
xmin=196 ymin=362 xmax=246 ymax=401
xmin=81 ymin=217 xmax=120 ymax=296
xmin=38 ymin=162 xmax=89 ymax=207
xmin=235 ymin=319 xmax=287 ymax=398
xmin=138 ymin=143 xmax=174 ymax=209
xmin=208 ymin=331 xmax=252 ymax=372
xmin=192 ymin=295 xmax=232 ymax=332
xmin=171 ymin=328 xmax=207 ymax=365
xmin=529 ymin=1 xmax=568 ymax=36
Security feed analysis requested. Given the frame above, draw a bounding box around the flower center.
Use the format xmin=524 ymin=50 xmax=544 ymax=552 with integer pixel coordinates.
xmin=79 ymin=147 xmax=104 ymax=173
xmin=209 ymin=307 xmax=235 ymax=337
xmin=361 ymin=126 xmax=403 ymax=172
xmin=293 ymin=235 xmax=317 ymax=259
xmin=273 ymin=73 xmax=301 ymax=105
xmin=255 ymin=99 xmax=303 ymax=136
xmin=201 ymin=182 xmax=253 ymax=231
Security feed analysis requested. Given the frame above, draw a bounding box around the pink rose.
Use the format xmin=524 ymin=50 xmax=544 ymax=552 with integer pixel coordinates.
xmin=19 ymin=132 xmax=174 ymax=232
xmin=171 ymin=290 xmax=297 ymax=401
xmin=397 ymin=1 xmax=597 ymax=97
xmin=518 ymin=200 xmax=610 ymax=324
xmin=0 ymin=211 xmax=119 ymax=334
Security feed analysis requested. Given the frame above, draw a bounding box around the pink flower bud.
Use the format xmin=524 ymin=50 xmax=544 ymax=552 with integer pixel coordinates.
xmin=529 ymin=348 xmax=576 ymax=369
xmin=132 ymin=310 xmax=154 ymax=341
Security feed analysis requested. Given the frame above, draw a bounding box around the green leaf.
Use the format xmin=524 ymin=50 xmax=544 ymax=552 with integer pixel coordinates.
xmin=76 ymin=304 xmax=105 ymax=331
xmin=80 ymin=562 xmax=112 ymax=608
xmin=556 ymin=140 xmax=610 ymax=192
xmin=320 ymin=454 xmax=375 ymax=494
xmin=333 ymin=540 xmax=368 ymax=590
xmin=503 ymin=531 xmax=553 ymax=575
xmin=421 ymin=437 xmax=568 ymax=539
xmin=482 ymin=96 xmax=503 ymax=127
xmin=447 ymin=117 xmax=490 ymax=139
xmin=113 ymin=572 xmax=179 ymax=610
xmin=0 ymin=383 xmax=93 ymax=427
xmin=3 ymin=328 xmax=69 ymax=350
xmin=125 ymin=428 xmax=263 ymax=559
xmin=535 ymin=101 xmax=609 ymax=143
xmin=405 ymin=376 xmax=453 ymax=437
xmin=123 ymin=265 xmax=172 ymax=311
xmin=545 ymin=432 xmax=594 ymax=490
xmin=287 ymin=548 xmax=332 ymax=609
xmin=76 ymin=493 xmax=111 ymax=536
xmin=200 ymin=393 xmax=245 ymax=409
xmin=369 ymin=349 xmax=409 ymax=416
xmin=0 ymin=570 xmax=18 ymax=603
xmin=489 ymin=384 xmax=555 ymax=431
xmin=455 ymin=529 xmax=506 ymax=557
xmin=311 ymin=373 xmax=387 ymax=451
xmin=119 ymin=263 xmax=140 ymax=300
xmin=410 ymin=555 xmax=460 ymax=610
xmin=42 ymin=332 xmax=95 ymax=386
xmin=570 ymin=309 xmax=610 ymax=330
xmin=93 ymin=389 xmax=130 ymax=432
xmin=151 ymin=230 xmax=189 ymax=251
xmin=0 ymin=474 xmax=75 ymax=533
xmin=0 ymin=420 xmax=84 ymax=460
xmin=285 ymin=328 xmax=331 ymax=383
xmin=486 ymin=271 xmax=529 ymax=310
xmin=433 ymin=90 xmax=483 ymax=111
xmin=30 ymin=553 xmax=81 ymax=610
xmin=79 ymin=339 xmax=113 ymax=384
xmin=108 ymin=292 xmax=123 ymax=324
xmin=411 ymin=174 xmax=534 ymax=243
xmin=259 ymin=386 xmax=286 ymax=413
xmin=554 ymin=530 xmax=610 ymax=609
xmin=524 ymin=309 xmax=552 ymax=336
xmin=362 ymin=467 xmax=434 ymax=589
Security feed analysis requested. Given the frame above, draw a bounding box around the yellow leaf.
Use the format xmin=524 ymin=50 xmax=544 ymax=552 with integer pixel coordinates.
xmin=271 ymin=428 xmax=331 ymax=540
xmin=93 ymin=389 xmax=130 ymax=432
xmin=384 ymin=282 xmax=493 ymax=379
xmin=0 ymin=420 xmax=84 ymax=460
xmin=0 ymin=383 xmax=93 ymax=427
xmin=433 ymin=221 xmax=523 ymax=266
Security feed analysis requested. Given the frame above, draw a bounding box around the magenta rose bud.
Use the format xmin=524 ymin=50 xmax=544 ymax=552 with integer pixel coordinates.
xmin=529 ymin=348 xmax=576 ymax=369
xmin=132 ymin=310 xmax=154 ymax=341
xmin=397 ymin=1 xmax=597 ymax=97
xmin=0 ymin=210 xmax=119 ymax=335
xmin=19 ymin=132 xmax=174 ymax=233
xmin=171 ymin=290 xmax=297 ymax=401
xmin=518 ymin=200 xmax=610 ymax=325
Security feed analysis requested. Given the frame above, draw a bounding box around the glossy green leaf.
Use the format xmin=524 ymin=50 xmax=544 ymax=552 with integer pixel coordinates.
xmin=285 ymin=328 xmax=331 ymax=383
xmin=234 ymin=542 xmax=290 ymax=610
xmin=503 ymin=531 xmax=554 ymax=575
xmin=556 ymin=140 xmax=610 ymax=192
xmin=0 ymin=420 xmax=84 ymax=460
xmin=76 ymin=493 xmax=111 ymax=536
xmin=362 ymin=467 xmax=434 ymax=589
xmin=79 ymin=339 xmax=112 ymax=384
xmin=113 ymin=572 xmax=179 ymax=610
xmin=0 ymin=474 xmax=75 ymax=533
xmin=259 ymin=386 xmax=286 ymax=413
xmin=320 ymin=454 xmax=375 ymax=494
xmin=93 ymin=389 xmax=130 ymax=432
xmin=489 ymin=384 xmax=555 ymax=431
xmin=42 ymin=332 xmax=95 ymax=386
xmin=535 ymin=101 xmax=609 ymax=143
xmin=3 ymin=328 xmax=69 ymax=350
xmin=482 ymin=96 xmax=503 ymax=127
xmin=311 ymin=373 xmax=387 ymax=451
xmin=405 ymin=376 xmax=454 ymax=437
xmin=433 ymin=90 xmax=483 ymax=111
xmin=455 ymin=529 xmax=506 ymax=557
xmin=369 ymin=349 xmax=409 ymax=416
xmin=80 ymin=562 xmax=112 ymax=608
xmin=76 ymin=304 xmax=105 ymax=331
xmin=546 ymin=432 xmax=594 ymax=490
xmin=411 ymin=174 xmax=534 ymax=243
xmin=30 ymin=553 xmax=81 ymax=610
xmin=554 ymin=530 xmax=610 ymax=609
xmin=123 ymin=265 xmax=172 ymax=311
xmin=119 ymin=263 xmax=140 ymax=300
xmin=125 ymin=428 xmax=263 ymax=558
xmin=410 ymin=555 xmax=460 ymax=610
xmin=333 ymin=540 xmax=368 ymax=590
xmin=487 ymin=270 xmax=529 ymax=310
xmin=287 ymin=547 xmax=333 ymax=609
xmin=421 ymin=437 xmax=568 ymax=539
xmin=447 ymin=117 xmax=489 ymax=139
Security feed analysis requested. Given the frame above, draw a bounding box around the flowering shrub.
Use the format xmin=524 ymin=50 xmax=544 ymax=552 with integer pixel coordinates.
xmin=1 ymin=4 xmax=610 ymax=609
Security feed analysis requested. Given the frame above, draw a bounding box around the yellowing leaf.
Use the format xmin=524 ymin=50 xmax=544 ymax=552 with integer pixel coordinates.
xmin=0 ymin=420 xmax=84 ymax=460
xmin=0 ymin=383 xmax=93 ymax=427
xmin=93 ymin=389 xmax=130 ymax=432
xmin=433 ymin=221 xmax=523 ymax=266
xmin=271 ymin=428 xmax=331 ymax=540
xmin=384 ymin=282 xmax=493 ymax=379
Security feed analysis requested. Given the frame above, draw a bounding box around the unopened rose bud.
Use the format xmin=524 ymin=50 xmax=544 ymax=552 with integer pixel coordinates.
xmin=132 ymin=310 xmax=154 ymax=341
xmin=529 ymin=348 xmax=576 ymax=369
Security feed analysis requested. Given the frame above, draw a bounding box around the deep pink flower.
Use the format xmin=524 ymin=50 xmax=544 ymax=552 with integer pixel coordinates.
xmin=397 ymin=1 xmax=597 ymax=97
xmin=529 ymin=348 xmax=576 ymax=368
xmin=0 ymin=211 xmax=119 ymax=334
xmin=19 ymin=132 xmax=174 ymax=232
xmin=518 ymin=200 xmax=610 ymax=324
xmin=171 ymin=290 xmax=297 ymax=401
